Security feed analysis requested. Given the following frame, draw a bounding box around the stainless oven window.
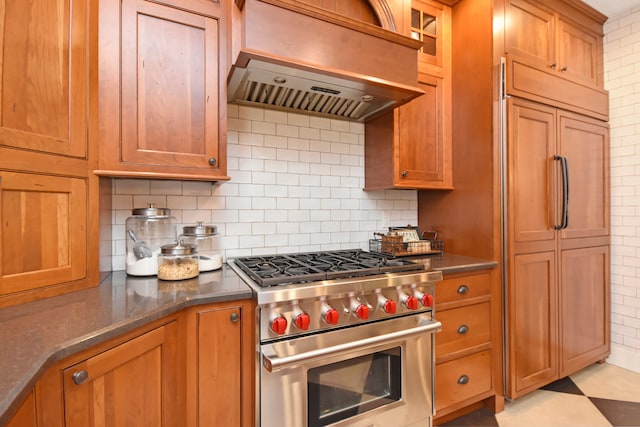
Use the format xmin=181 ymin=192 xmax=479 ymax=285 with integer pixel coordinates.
xmin=308 ymin=347 xmax=402 ymax=427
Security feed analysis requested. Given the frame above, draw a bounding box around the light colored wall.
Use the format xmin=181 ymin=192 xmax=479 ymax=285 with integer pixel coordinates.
xmin=604 ymin=7 xmax=640 ymax=373
xmin=111 ymin=105 xmax=418 ymax=271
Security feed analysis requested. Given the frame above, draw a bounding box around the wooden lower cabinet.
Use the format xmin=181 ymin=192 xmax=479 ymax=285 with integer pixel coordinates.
xmin=434 ymin=270 xmax=503 ymax=424
xmin=5 ymin=299 xmax=255 ymax=427
xmin=436 ymin=350 xmax=492 ymax=412
xmin=5 ymin=390 xmax=37 ymax=427
xmin=186 ymin=300 xmax=255 ymax=427
xmin=62 ymin=321 xmax=182 ymax=426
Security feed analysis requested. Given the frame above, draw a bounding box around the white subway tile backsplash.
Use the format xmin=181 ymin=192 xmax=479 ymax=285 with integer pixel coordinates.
xmin=606 ymin=8 xmax=640 ymax=372
xmin=263 ymin=109 xmax=287 ymax=124
xmin=309 ymin=116 xmax=332 ymax=130
xmin=238 ymin=105 xmax=264 ymax=121
xmin=111 ymin=106 xmax=417 ymax=273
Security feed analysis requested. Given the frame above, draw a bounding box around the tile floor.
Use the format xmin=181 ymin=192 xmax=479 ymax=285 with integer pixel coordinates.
xmin=440 ymin=363 xmax=640 ymax=427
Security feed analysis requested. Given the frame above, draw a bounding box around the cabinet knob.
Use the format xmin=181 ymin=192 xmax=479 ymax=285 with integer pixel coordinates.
xmin=457 ymin=284 xmax=469 ymax=295
xmin=560 ymin=66 xmax=568 ymax=72
xmin=72 ymin=370 xmax=89 ymax=385
xmin=208 ymin=157 xmax=217 ymax=166
xmin=550 ymin=63 xmax=557 ymax=69
xmin=457 ymin=324 xmax=469 ymax=335
xmin=457 ymin=375 xmax=469 ymax=385
xmin=230 ymin=312 xmax=239 ymax=323
xmin=401 ymin=170 xmax=408 ymax=177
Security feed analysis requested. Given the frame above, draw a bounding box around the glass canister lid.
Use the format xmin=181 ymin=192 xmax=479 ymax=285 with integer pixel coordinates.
xmin=160 ymin=240 xmax=197 ymax=255
xmin=182 ymin=221 xmax=217 ymax=237
xmin=132 ymin=203 xmax=171 ymax=217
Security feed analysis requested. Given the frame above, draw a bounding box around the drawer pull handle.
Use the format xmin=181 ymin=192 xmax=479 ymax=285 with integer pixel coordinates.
xmin=458 ymin=375 xmax=469 ymax=385
xmin=457 ymin=285 xmax=469 ymax=295
xmin=457 ymin=324 xmax=469 ymax=334
xmin=72 ymin=370 xmax=89 ymax=385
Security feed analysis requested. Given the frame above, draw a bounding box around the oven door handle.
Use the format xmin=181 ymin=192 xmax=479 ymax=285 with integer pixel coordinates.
xmin=262 ymin=320 xmax=442 ymax=373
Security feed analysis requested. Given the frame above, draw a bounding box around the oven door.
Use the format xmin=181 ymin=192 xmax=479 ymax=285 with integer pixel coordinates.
xmin=260 ymin=314 xmax=441 ymax=427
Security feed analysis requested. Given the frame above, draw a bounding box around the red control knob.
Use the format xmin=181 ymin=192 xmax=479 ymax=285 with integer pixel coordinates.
xmin=294 ymin=313 xmax=311 ymax=330
xmin=383 ymin=299 xmax=397 ymax=314
xmin=270 ymin=316 xmax=287 ymax=335
xmin=403 ymin=295 xmax=418 ymax=310
xmin=324 ymin=308 xmax=339 ymax=325
xmin=422 ymin=293 xmax=434 ymax=307
xmin=355 ymin=304 xmax=369 ymax=320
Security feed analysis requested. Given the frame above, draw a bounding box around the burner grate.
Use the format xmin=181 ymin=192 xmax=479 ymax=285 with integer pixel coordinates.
xmin=234 ymin=249 xmax=424 ymax=287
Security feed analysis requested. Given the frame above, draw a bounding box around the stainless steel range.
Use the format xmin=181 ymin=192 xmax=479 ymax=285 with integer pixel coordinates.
xmin=230 ymin=249 xmax=442 ymax=427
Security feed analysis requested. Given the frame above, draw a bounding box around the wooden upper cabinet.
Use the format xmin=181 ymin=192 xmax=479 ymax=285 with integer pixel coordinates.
xmin=363 ymin=0 xmax=451 ymax=191
xmin=397 ymin=74 xmax=452 ymax=188
xmin=97 ymin=0 xmax=229 ymax=181
xmin=505 ymin=0 xmax=555 ymax=68
xmin=504 ymin=0 xmax=603 ymax=88
xmin=0 ymin=0 xmax=88 ymax=158
xmin=411 ymin=0 xmax=449 ymax=75
xmin=0 ymin=171 xmax=88 ymax=297
xmin=557 ymin=17 xmax=600 ymax=88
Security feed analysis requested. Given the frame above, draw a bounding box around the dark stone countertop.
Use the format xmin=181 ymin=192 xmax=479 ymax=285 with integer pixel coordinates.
xmin=0 ymin=266 xmax=253 ymax=426
xmin=408 ymin=252 xmax=498 ymax=275
xmin=0 ymin=252 xmax=496 ymax=424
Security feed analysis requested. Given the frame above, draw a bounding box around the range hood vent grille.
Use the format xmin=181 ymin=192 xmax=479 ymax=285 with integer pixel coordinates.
xmin=240 ymin=80 xmax=369 ymax=120
xmin=228 ymin=59 xmax=410 ymax=122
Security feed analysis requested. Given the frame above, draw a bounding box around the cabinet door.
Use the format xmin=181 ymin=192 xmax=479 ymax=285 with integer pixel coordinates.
xmin=507 ymin=251 xmax=557 ymax=398
xmin=411 ymin=0 xmax=449 ymax=73
xmin=119 ymin=0 xmax=223 ymax=175
xmin=560 ymin=245 xmax=609 ymax=376
xmin=558 ymin=113 xmax=609 ymax=240
xmin=196 ymin=306 xmax=242 ymax=426
xmin=396 ymin=74 xmax=452 ymax=189
xmin=507 ymin=99 xmax=557 ymax=248
xmin=505 ymin=0 xmax=555 ymax=69
xmin=0 ymin=172 xmax=87 ymax=296
xmin=6 ymin=390 xmax=37 ymax=427
xmin=557 ymin=18 xmax=599 ymax=86
xmin=0 ymin=0 xmax=88 ymax=158
xmin=62 ymin=322 xmax=179 ymax=426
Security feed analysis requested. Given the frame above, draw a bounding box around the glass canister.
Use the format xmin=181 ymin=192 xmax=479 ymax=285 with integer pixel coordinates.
xmin=180 ymin=222 xmax=222 ymax=272
xmin=125 ymin=204 xmax=177 ymax=276
xmin=157 ymin=240 xmax=199 ymax=281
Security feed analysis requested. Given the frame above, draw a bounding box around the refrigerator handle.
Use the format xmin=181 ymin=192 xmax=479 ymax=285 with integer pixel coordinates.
xmin=554 ymin=155 xmax=569 ymax=230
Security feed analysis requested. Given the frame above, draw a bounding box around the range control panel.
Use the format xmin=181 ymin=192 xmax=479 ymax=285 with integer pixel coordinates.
xmin=260 ymin=283 xmax=435 ymax=342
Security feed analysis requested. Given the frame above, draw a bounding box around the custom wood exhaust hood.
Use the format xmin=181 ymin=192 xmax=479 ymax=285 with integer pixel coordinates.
xmin=228 ymin=0 xmax=424 ymax=122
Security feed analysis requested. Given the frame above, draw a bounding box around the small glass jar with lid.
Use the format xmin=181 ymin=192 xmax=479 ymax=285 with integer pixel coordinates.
xmin=180 ymin=222 xmax=222 ymax=272
xmin=157 ymin=240 xmax=199 ymax=281
xmin=125 ymin=204 xmax=177 ymax=276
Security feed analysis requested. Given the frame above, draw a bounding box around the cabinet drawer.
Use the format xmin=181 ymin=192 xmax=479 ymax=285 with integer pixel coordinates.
xmin=436 ymin=302 xmax=491 ymax=356
xmin=435 ymin=350 xmax=492 ymax=411
xmin=436 ymin=273 xmax=490 ymax=305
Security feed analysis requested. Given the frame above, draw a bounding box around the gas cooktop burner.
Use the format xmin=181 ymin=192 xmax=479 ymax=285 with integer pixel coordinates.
xmin=233 ymin=249 xmax=424 ymax=287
